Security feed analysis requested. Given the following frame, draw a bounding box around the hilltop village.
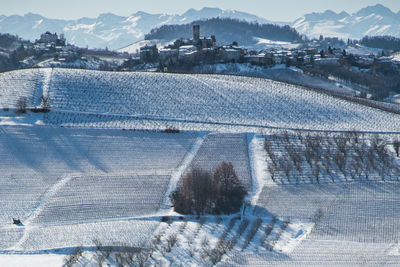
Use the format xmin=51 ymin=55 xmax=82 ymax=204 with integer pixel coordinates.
xmin=1 ymin=25 xmax=399 ymax=101
xmin=133 ymin=25 xmax=399 ymax=73
xmin=2 ymin=25 xmax=398 ymax=74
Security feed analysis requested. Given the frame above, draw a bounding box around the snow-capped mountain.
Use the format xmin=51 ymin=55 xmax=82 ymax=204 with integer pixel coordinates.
xmin=293 ymin=4 xmax=400 ymax=39
xmin=0 ymin=8 xmax=272 ymax=50
xmin=1 ymin=4 xmax=399 ymax=50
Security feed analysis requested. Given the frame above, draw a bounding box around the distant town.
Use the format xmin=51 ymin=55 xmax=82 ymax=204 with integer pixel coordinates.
xmin=12 ymin=25 xmax=398 ymax=72
xmin=1 ymin=24 xmax=400 ymax=101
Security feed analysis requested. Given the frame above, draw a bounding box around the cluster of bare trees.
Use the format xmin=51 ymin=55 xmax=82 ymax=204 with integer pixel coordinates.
xmin=265 ymin=131 xmax=400 ymax=184
xmin=170 ymin=162 xmax=247 ymax=215
xmin=68 ymin=215 xmax=267 ymax=266
xmin=15 ymin=94 xmax=51 ymax=114
xmin=63 ymin=240 xmax=155 ymax=267
xmin=90 ymin=239 xmax=154 ymax=267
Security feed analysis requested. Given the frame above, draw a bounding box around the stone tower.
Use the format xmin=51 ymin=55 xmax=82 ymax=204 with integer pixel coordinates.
xmin=193 ymin=25 xmax=200 ymax=43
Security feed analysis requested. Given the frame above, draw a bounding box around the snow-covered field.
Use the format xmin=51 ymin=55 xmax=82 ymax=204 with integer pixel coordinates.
xmin=221 ymin=181 xmax=400 ymax=266
xmin=0 ymin=125 xmax=197 ymax=252
xmin=0 ymin=68 xmax=400 ymax=266
xmin=2 ymin=68 xmax=400 ymax=132
xmin=238 ymin=135 xmax=400 ymax=266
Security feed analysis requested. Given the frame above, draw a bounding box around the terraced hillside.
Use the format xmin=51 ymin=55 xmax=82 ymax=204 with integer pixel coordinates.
xmin=0 ymin=126 xmax=197 ymax=250
xmin=1 ymin=68 xmax=400 ymax=266
xmin=1 ymin=68 xmax=400 ymax=132
xmin=236 ymin=134 xmax=400 ymax=266
xmin=221 ymin=181 xmax=400 ymax=266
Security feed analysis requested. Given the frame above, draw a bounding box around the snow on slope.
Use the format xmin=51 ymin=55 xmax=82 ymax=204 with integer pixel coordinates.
xmin=0 ymin=126 xmax=196 ymax=251
xmin=1 ymin=68 xmax=400 ymax=265
xmin=0 ymin=69 xmax=42 ymax=108
xmin=238 ymin=133 xmax=400 ymax=266
xmin=2 ymin=68 xmax=397 ymax=133
xmin=118 ymin=39 xmax=173 ymax=54
xmin=15 ymin=219 xmax=160 ymax=251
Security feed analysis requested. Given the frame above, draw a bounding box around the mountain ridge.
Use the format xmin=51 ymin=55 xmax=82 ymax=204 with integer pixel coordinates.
xmin=0 ymin=4 xmax=399 ymax=50
xmin=0 ymin=8 xmax=273 ymax=50
xmin=293 ymin=4 xmax=400 ymax=39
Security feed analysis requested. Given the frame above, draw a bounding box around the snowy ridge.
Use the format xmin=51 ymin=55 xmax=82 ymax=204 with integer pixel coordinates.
xmin=0 ymin=8 xmax=273 ymax=50
xmin=293 ymin=4 xmax=400 ymax=39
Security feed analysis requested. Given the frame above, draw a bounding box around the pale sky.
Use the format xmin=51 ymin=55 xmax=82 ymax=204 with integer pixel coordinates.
xmin=2 ymin=0 xmax=400 ymax=22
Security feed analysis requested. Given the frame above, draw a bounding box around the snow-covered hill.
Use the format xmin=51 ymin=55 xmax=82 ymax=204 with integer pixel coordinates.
xmin=293 ymin=4 xmax=400 ymax=39
xmin=0 ymin=8 xmax=272 ymax=50
xmin=0 ymin=68 xmax=399 ymax=265
xmin=1 ymin=68 xmax=400 ymax=133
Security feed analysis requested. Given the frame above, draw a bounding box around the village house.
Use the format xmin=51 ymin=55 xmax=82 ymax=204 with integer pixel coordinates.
xmin=140 ymin=45 xmax=159 ymax=62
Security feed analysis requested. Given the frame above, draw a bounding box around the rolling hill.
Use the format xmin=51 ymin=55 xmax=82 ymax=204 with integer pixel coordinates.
xmin=1 ymin=68 xmax=400 ymax=133
xmin=0 ymin=68 xmax=400 ymax=265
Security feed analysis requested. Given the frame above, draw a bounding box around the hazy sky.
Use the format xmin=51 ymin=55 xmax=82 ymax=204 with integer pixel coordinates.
xmin=2 ymin=0 xmax=400 ymax=21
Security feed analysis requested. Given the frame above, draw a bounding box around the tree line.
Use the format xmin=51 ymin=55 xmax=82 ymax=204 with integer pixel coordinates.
xmin=265 ymin=131 xmax=400 ymax=184
xmin=360 ymin=36 xmax=400 ymax=51
xmin=145 ymin=18 xmax=304 ymax=46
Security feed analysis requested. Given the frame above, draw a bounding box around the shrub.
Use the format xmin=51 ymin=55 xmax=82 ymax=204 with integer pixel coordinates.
xmin=170 ymin=162 xmax=247 ymax=215
xmin=163 ymin=127 xmax=180 ymax=133
xmin=16 ymin=96 xmax=28 ymax=113
xmin=161 ymin=216 xmax=170 ymax=223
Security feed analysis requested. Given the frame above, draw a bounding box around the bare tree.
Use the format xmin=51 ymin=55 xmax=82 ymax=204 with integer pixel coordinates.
xmin=393 ymin=138 xmax=400 ymax=157
xmin=333 ymin=151 xmax=347 ymax=179
xmin=166 ymin=233 xmax=178 ymax=252
xmin=40 ymin=94 xmax=51 ymax=110
xmin=313 ymin=208 xmax=324 ymax=224
xmin=268 ymin=164 xmax=279 ymax=182
xmin=278 ymin=157 xmax=293 ymax=183
xmin=63 ymin=247 xmax=83 ymax=267
xmin=312 ymin=162 xmax=321 ymax=184
xmin=213 ymin=162 xmax=246 ymax=214
xmin=285 ymin=145 xmax=304 ymax=174
xmin=136 ymin=248 xmax=152 ymax=267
